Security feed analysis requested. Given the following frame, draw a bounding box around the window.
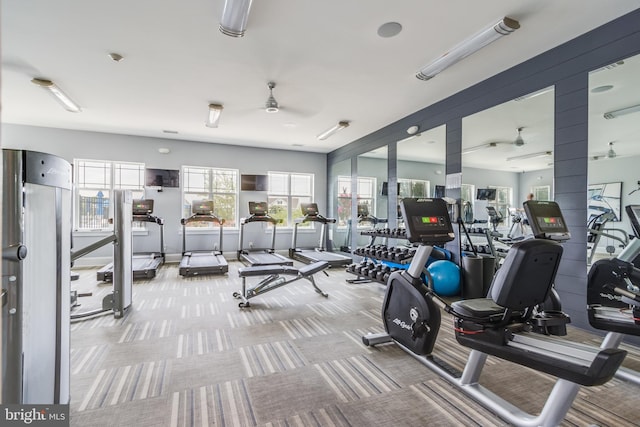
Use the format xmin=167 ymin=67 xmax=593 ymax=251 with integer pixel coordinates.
xmin=74 ymin=160 xmax=145 ymax=231
xmin=532 ymin=185 xmax=551 ymax=201
xmin=488 ymin=185 xmax=512 ymax=220
xmin=336 ymin=176 xmax=352 ymax=227
xmin=336 ymin=176 xmax=377 ymax=227
xmin=398 ymin=178 xmax=430 ymax=198
xmin=267 ymin=172 xmax=314 ymax=227
xmin=182 ymin=166 xmax=238 ymax=227
xmin=461 ymin=184 xmax=476 ymax=223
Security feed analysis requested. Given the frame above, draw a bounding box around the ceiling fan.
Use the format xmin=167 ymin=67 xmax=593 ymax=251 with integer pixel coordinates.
xmin=265 ymin=82 xmax=279 ymax=113
xmin=513 ymin=127 xmax=525 ymax=147
xmin=590 ymin=141 xmax=618 ymax=160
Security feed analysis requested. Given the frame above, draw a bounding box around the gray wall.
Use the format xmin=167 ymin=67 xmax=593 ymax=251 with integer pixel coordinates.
xmin=327 ymin=9 xmax=640 ymax=340
xmin=520 ymin=168 xmax=554 ymax=203
xmin=2 ymin=124 xmax=327 ymax=265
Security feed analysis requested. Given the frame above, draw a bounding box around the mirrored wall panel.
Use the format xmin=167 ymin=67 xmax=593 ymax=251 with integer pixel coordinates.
xmin=461 ymin=87 xmax=555 ymax=238
xmin=329 ymin=158 xmax=352 ymax=252
xmin=397 ymin=124 xmax=446 ymax=219
xmin=356 ymin=146 xmax=388 ymax=247
xmin=587 ymin=53 xmax=640 ymax=261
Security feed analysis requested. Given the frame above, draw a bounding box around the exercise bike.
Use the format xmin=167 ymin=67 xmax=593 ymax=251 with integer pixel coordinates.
xmin=363 ymin=198 xmax=626 ymax=427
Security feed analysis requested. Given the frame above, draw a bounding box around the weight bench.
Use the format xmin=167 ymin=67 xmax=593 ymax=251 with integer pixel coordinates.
xmin=234 ymin=261 xmax=329 ymax=307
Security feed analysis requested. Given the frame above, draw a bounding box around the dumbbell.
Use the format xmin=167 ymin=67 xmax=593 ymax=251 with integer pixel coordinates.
xmin=376 ymin=265 xmax=391 ymax=281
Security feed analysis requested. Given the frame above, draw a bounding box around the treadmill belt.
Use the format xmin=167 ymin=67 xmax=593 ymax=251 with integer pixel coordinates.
xmin=295 ymin=249 xmax=352 ymax=267
xmin=242 ymin=251 xmax=293 ymax=267
xmin=179 ymin=252 xmax=229 ymax=277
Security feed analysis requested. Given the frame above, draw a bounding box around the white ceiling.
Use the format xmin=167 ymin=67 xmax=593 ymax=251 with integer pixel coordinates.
xmin=2 ymin=1 xmax=639 ymax=158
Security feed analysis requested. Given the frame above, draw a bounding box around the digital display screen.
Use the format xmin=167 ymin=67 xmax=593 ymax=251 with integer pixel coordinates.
xmin=421 ymin=216 xmax=439 ymax=224
xmin=523 ymin=201 xmax=570 ymax=238
xmin=537 ymin=216 xmax=564 ymax=229
xmin=132 ymin=199 xmax=153 ymax=214
xmin=399 ymin=198 xmax=454 ymax=244
xmin=412 ymin=215 xmax=446 ymax=230
xmin=301 ymin=203 xmax=318 ymax=215
xmin=249 ymin=201 xmax=268 ymax=216
xmin=192 ymin=200 xmax=213 ymax=214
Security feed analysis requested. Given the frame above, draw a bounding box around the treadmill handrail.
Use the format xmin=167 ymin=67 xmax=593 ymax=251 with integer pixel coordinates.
xmin=292 ymin=214 xmax=335 ymax=252
xmin=133 ymin=213 xmax=164 ymax=226
xmin=133 ymin=213 xmax=165 ymax=259
xmin=294 ymin=214 xmax=337 ymax=225
xmin=238 ymin=214 xmax=281 ymax=260
xmin=181 ymin=214 xmax=225 ymax=256
xmin=241 ymin=214 xmax=280 ymax=226
xmin=181 ymin=213 xmax=225 ymax=226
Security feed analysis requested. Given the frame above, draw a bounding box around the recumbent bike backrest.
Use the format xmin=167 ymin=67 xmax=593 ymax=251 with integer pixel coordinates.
xmin=488 ymin=238 xmax=563 ymax=311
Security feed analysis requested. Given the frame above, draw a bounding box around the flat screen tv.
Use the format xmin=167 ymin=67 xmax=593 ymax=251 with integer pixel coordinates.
xmin=145 ymin=168 xmax=179 ymax=188
xmin=434 ymin=185 xmax=445 ymax=198
xmin=381 ymin=182 xmax=400 ymax=196
xmin=476 ymin=188 xmax=496 ymax=201
xmin=241 ymin=174 xmax=268 ymax=191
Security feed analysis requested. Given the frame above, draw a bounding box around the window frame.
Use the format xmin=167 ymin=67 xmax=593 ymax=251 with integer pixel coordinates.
xmin=73 ymin=159 xmax=145 ymax=232
xmin=181 ymin=165 xmax=239 ymax=229
xmin=267 ymin=171 xmax=315 ymax=228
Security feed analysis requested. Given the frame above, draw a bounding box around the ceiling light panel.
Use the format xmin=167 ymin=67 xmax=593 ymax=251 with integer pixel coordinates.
xmin=416 ymin=17 xmax=520 ymax=81
xmin=31 ymin=78 xmax=82 ymax=113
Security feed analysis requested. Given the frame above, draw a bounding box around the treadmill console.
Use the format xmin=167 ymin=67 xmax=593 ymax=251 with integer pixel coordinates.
xmin=249 ymin=201 xmax=268 ymax=216
xmin=625 ymin=205 xmax=640 ymax=238
xmin=357 ymin=204 xmax=369 ymax=218
xmin=300 ymin=202 xmax=319 ymax=217
xmin=523 ymin=201 xmax=571 ymax=241
xmin=400 ymin=198 xmax=455 ymax=244
xmin=133 ymin=199 xmax=153 ymax=215
xmin=192 ymin=200 xmax=214 ymax=215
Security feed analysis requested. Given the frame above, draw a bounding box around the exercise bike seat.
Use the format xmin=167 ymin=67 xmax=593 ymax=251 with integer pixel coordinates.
xmin=450 ymin=298 xmax=506 ymax=321
xmin=453 ymin=238 xmax=626 ymax=386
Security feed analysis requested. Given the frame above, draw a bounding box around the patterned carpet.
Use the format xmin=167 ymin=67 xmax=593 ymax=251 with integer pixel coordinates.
xmin=68 ymin=261 xmax=640 ymax=427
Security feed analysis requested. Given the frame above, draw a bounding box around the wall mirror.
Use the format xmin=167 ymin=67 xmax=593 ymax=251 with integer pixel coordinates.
xmin=397 ymin=124 xmax=446 ymax=217
xmin=329 ymin=158 xmax=352 ymax=253
xmin=461 ymin=87 xmax=555 ymax=237
xmin=356 ymin=146 xmax=388 ymax=248
xmin=587 ymin=53 xmax=640 ymax=262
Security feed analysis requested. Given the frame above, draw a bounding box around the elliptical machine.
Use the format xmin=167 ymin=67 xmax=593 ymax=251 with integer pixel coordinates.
xmin=364 ymin=198 xmax=626 ymax=427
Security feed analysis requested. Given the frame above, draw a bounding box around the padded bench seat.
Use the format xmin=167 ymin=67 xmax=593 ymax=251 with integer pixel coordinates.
xmin=238 ymin=261 xmax=328 ymax=278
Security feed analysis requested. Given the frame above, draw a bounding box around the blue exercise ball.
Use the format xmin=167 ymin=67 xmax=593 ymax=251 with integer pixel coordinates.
xmin=427 ymin=260 xmax=461 ymax=296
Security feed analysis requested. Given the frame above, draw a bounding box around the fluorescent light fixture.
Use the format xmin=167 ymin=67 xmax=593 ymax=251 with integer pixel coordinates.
xmin=506 ymin=151 xmax=552 ymax=161
xmin=206 ymin=103 xmax=224 ymax=128
xmin=219 ymin=0 xmax=253 ymax=37
xmin=513 ymin=86 xmax=553 ymax=102
xmin=31 ymin=78 xmax=81 ymax=112
xmin=416 ymin=17 xmax=520 ymax=81
xmin=462 ymin=141 xmax=499 ymax=155
xmin=317 ymin=121 xmax=350 ymax=140
xmin=603 ymin=104 xmax=640 ymax=120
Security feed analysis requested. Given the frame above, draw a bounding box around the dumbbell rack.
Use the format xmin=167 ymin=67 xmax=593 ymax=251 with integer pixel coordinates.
xmin=462 ymin=227 xmax=508 ymax=259
xmin=346 ymin=228 xmax=412 ymax=285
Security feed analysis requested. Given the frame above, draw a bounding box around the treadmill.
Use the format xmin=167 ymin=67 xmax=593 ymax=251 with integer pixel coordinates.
xmin=289 ymin=202 xmax=352 ymax=267
xmin=179 ymin=200 xmax=228 ymax=276
xmin=342 ymin=203 xmax=388 ymax=251
xmin=97 ymin=198 xmax=164 ymax=281
xmin=238 ymin=201 xmax=293 ymax=267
